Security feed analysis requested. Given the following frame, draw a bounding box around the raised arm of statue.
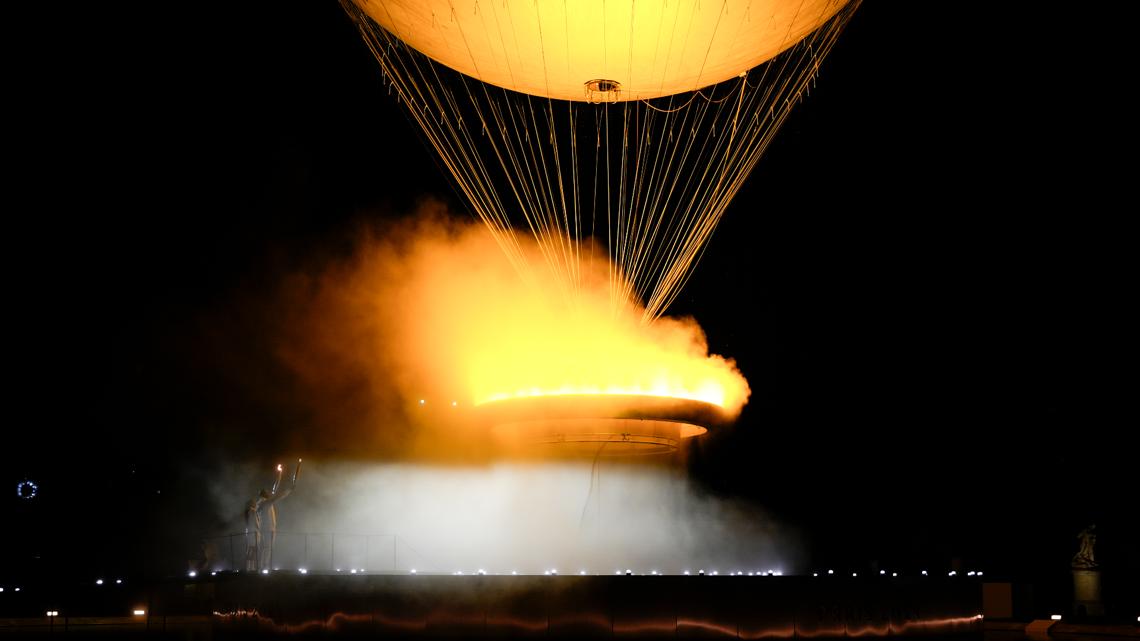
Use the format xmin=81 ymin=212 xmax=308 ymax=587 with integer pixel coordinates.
xmin=266 ymin=460 xmax=302 ymax=504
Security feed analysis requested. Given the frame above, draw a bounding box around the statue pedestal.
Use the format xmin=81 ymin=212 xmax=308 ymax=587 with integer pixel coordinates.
xmin=1071 ymin=568 xmax=1104 ymax=618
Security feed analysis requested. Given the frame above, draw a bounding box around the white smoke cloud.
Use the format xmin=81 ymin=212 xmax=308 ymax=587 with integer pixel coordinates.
xmin=205 ymin=460 xmax=800 ymax=575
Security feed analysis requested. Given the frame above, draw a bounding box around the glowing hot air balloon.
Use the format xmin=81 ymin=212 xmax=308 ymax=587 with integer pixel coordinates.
xmin=340 ymin=0 xmax=859 ymax=453
xmin=354 ymin=0 xmax=851 ymax=102
xmin=343 ymin=0 xmax=859 ymax=321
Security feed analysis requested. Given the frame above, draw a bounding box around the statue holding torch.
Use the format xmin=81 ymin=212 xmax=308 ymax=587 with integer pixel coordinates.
xmin=244 ymin=459 xmax=302 ymax=571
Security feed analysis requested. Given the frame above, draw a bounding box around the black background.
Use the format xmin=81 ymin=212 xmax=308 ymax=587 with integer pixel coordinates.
xmin=4 ymin=0 xmax=1134 ymax=603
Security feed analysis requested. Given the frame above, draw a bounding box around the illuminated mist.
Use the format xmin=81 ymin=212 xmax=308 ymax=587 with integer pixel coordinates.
xmin=193 ymin=203 xmax=781 ymax=573
xmin=207 ymin=460 xmax=799 ymax=575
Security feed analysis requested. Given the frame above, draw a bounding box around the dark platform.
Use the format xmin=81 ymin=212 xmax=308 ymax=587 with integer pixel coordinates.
xmin=5 ymin=573 xmax=982 ymax=638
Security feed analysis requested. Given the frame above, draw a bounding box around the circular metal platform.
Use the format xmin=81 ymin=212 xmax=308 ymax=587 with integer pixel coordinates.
xmin=476 ymin=394 xmax=726 ymax=456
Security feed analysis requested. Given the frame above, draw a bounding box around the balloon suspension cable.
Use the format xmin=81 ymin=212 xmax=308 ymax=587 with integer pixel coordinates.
xmin=342 ymin=0 xmax=861 ymax=323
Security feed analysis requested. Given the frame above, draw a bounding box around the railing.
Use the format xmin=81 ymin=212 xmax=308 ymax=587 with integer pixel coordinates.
xmin=196 ymin=532 xmax=434 ymax=573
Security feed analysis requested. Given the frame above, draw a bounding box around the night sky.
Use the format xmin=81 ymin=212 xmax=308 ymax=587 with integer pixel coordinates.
xmin=4 ymin=0 xmax=1134 ymax=598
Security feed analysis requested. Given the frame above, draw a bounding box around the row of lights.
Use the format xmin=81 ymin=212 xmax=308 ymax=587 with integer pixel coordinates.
xmin=49 ymin=568 xmax=1139 ymax=624
xmin=115 ymin=570 xmax=1140 ymax=625
xmin=188 ymin=568 xmax=774 ymax=577
xmin=55 ymin=611 xmax=1137 ymax=624
xmin=809 ymin=569 xmax=983 ymax=578
xmin=421 ymin=569 xmax=789 ymax=576
xmin=44 ymin=572 xmax=1140 ymax=626
xmin=42 ymin=610 xmax=1140 ymax=625
xmin=418 ymin=399 xmax=460 ymax=407
xmin=184 ymin=566 xmax=988 ymax=578
xmin=187 ymin=567 xmax=984 ymax=578
xmin=45 ymin=609 xmax=146 ymax=618
xmin=0 ymin=587 xmax=23 ymax=593
xmin=51 ymin=606 xmax=1130 ymax=620
xmin=187 ymin=568 xmax=364 ymax=578
xmin=41 ymin=610 xmax=1136 ymax=624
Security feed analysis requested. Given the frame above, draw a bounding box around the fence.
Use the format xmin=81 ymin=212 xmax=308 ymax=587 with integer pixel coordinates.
xmin=198 ymin=532 xmax=434 ymax=573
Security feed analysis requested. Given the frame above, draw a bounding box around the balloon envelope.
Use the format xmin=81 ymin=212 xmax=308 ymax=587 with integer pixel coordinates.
xmin=356 ymin=0 xmax=851 ymax=101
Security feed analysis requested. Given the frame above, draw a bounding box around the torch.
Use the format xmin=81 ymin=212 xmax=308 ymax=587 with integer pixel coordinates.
xmin=271 ymin=464 xmax=283 ymax=495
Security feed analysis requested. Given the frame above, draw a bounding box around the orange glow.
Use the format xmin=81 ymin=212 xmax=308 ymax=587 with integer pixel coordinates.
xmin=677 ymin=618 xmax=745 ymax=636
xmin=393 ymin=217 xmax=751 ymax=416
xmin=465 ymin=277 xmax=748 ymax=412
xmin=276 ymin=209 xmax=750 ymax=454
